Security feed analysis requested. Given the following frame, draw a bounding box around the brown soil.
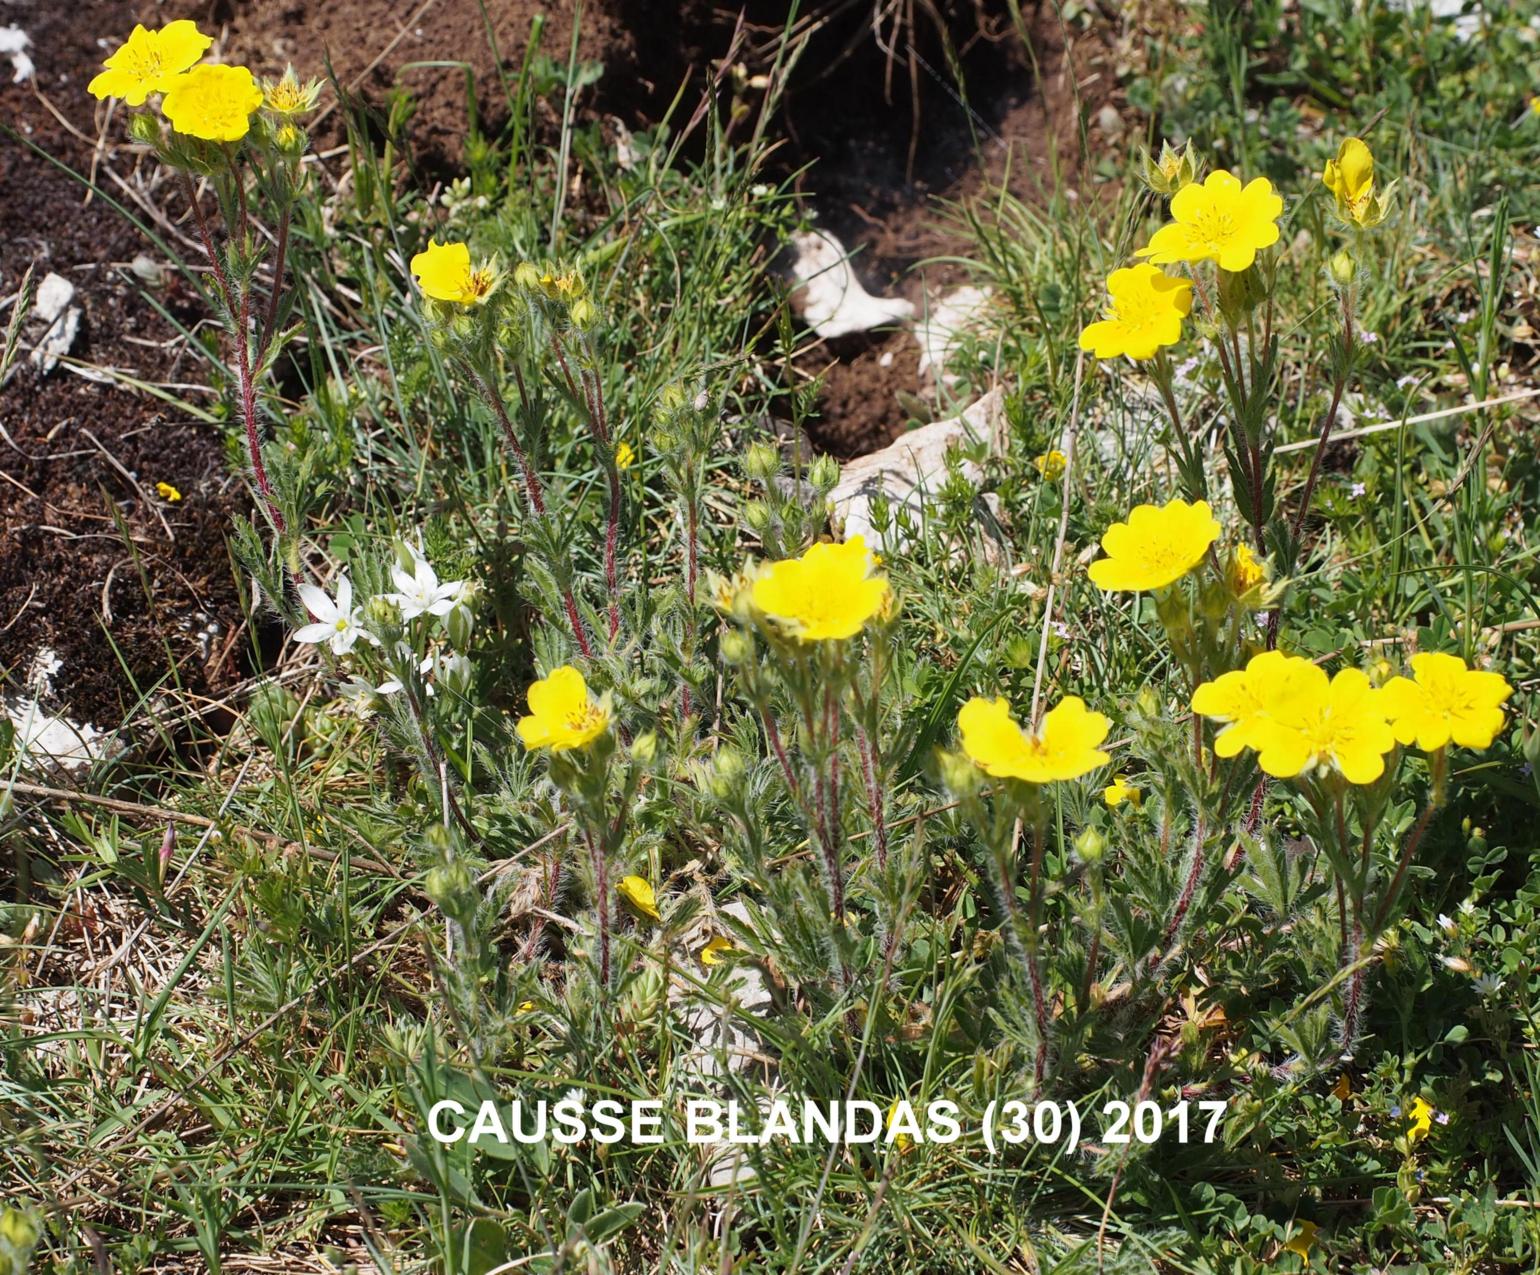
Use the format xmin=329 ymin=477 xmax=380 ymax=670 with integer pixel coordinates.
xmin=1 ymin=0 xmax=246 ymax=727
xmin=804 ymin=329 xmax=922 ymax=460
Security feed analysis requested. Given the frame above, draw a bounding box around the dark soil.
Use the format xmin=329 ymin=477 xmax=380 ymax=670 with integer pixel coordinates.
xmin=1 ymin=0 xmax=246 ymax=726
xmin=804 ymin=329 xmax=921 ymax=460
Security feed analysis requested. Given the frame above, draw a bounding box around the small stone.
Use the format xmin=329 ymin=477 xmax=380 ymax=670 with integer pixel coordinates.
xmin=33 ymin=272 xmax=75 ymax=323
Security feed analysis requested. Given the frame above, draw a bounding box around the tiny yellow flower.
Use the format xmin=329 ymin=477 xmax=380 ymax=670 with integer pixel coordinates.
xmin=1078 ymin=263 xmax=1193 ymax=362
xmin=1406 ymin=1095 xmax=1436 ymax=1143
xmin=1379 ymin=652 xmax=1512 ymax=752
xmin=1034 ymin=449 xmax=1067 ymax=481
xmin=1226 ymin=543 xmax=1266 ymax=597
xmin=886 ymin=1101 xmax=915 ymax=1154
xmin=410 ymin=239 xmax=498 ymax=305
xmin=618 ymin=874 xmax=662 ymax=923
xmin=751 ymin=535 xmax=891 ymax=642
xmin=88 ymin=21 xmax=211 ymax=106
xmin=1322 ymin=137 xmax=1374 ymax=219
xmin=161 ymin=64 xmax=265 ymax=143
xmin=515 ymin=666 xmax=609 ymax=752
xmin=516 ymin=999 xmax=537 ymax=1013
xmin=1282 ymin=1220 xmax=1318 ymax=1260
xmin=155 ymin=481 xmax=183 ymax=503
xmin=1102 ymin=774 xmax=1142 ymax=809
xmin=1137 ymin=169 xmax=1283 ymax=273
xmin=615 ymin=441 xmax=636 ymax=471
xmin=1332 ymin=1072 xmax=1352 ymax=1101
xmin=1086 ymin=498 xmax=1220 ymax=593
xmin=699 ymin=935 xmax=735 ymax=966
xmin=1192 ymin=652 xmax=1326 ymax=761
xmin=261 ymin=66 xmax=322 ymax=117
xmin=958 ymin=694 xmax=1111 ymax=785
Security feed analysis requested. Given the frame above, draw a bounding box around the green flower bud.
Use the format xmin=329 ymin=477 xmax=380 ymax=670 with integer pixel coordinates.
xmin=440 ymin=652 xmax=472 ymax=696
xmin=709 ymin=746 xmax=746 ymax=799
xmin=424 ymin=860 xmax=473 ymax=907
xmin=808 ymin=454 xmax=841 ymax=492
xmin=1075 ymin=826 xmax=1108 ymax=863
xmin=1328 ymin=249 xmax=1357 ymax=288
xmin=719 ymin=629 xmax=754 ymax=665
xmin=513 ymin=261 xmax=541 ymax=290
xmin=659 ymin=383 xmax=688 ymax=413
xmin=569 ymin=296 xmax=596 ymax=328
xmin=743 ymin=441 xmax=780 ymax=482
xmin=743 ymin=500 xmax=773 ymax=534
xmin=365 ymin=594 xmax=398 ymax=628
xmin=936 ymin=748 xmax=982 ymax=798
xmin=128 ymin=112 xmax=163 ymax=146
xmin=631 ymin=731 xmax=659 ymax=766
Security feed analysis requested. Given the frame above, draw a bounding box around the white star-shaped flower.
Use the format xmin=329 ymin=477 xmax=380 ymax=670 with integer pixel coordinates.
xmin=386 ymin=552 xmax=463 ymax=620
xmin=294 ymin=575 xmax=375 ymax=655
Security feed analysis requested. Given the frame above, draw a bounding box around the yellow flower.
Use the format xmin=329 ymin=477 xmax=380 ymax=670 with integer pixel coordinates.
xmin=261 ymin=66 xmax=322 ymax=117
xmin=958 ymin=694 xmax=1111 ymax=784
xmin=1103 ymin=774 xmax=1142 ymax=809
xmin=515 ymin=666 xmax=609 ymax=752
xmin=615 ymin=441 xmax=636 ymax=471
xmin=1254 ymin=668 xmax=1397 ymax=786
xmin=410 ymin=239 xmax=498 ymax=305
xmin=155 ymin=481 xmax=183 ymax=503
xmin=1406 ymin=1095 xmax=1436 ymax=1143
xmin=516 ymin=999 xmax=537 ymax=1013
xmin=1193 ymin=651 xmax=1326 ymax=760
xmin=886 ymin=1101 xmax=915 ymax=1154
xmin=1322 ymin=137 xmax=1374 ymax=220
xmin=1226 ymin=543 xmax=1266 ymax=598
xmin=751 ymin=535 xmax=891 ymax=642
xmin=161 ymin=65 xmax=265 ymax=142
xmin=1332 ymin=1072 xmax=1352 ymax=1102
xmin=699 ymin=935 xmax=735 ymax=966
xmin=1282 ymin=1220 xmax=1318 ymax=1260
xmin=1077 ymin=263 xmax=1193 ymax=361
xmin=88 ymin=21 xmax=211 ymax=106
xmin=1086 ymin=498 xmax=1220 ymax=593
xmin=1034 ymin=449 xmax=1067 ymax=482
xmin=1137 ymin=169 xmax=1283 ymax=273
xmin=618 ymin=874 xmax=661 ymax=923
xmin=1379 ymin=652 xmax=1512 ymax=752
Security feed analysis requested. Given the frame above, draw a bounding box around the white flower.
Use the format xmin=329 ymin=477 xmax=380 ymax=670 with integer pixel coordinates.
xmin=1437 ymin=913 xmax=1456 ymax=935
xmin=386 ymin=553 xmax=463 ymax=621
xmin=377 ymin=645 xmax=435 ymax=697
xmin=1350 ymin=481 xmax=1366 ymax=498
xmin=294 ymin=575 xmax=375 ymax=655
xmin=1473 ymin=973 xmax=1505 ymax=998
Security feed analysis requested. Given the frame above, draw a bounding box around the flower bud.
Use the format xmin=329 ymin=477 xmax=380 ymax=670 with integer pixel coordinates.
xmin=659 ymin=383 xmax=688 ymax=413
xmin=365 ymin=594 xmax=398 ymax=628
xmin=808 ymin=454 xmax=841 ymax=492
xmin=743 ymin=441 xmax=780 ymax=482
xmin=424 ymin=860 xmax=473 ymax=907
xmin=743 ymin=500 xmax=773 ymax=534
xmin=720 ymin=629 xmax=754 ymax=665
xmin=936 ymin=748 xmax=982 ymax=797
xmin=513 ymin=261 xmax=541 ymax=290
xmin=569 ymin=296 xmax=596 ymax=328
xmin=631 ymin=731 xmax=658 ymax=766
xmin=1075 ymin=825 xmax=1108 ymax=863
xmin=709 ymin=746 xmax=746 ymax=799
xmin=440 ymin=652 xmax=472 ymax=696
xmin=1329 ymin=249 xmax=1357 ymax=288
xmin=446 ymin=602 xmax=474 ymax=649
xmin=129 ymin=112 xmax=163 ymax=146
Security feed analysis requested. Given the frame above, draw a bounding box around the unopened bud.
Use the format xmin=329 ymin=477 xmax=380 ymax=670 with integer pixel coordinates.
xmin=808 ymin=454 xmax=841 ymax=492
xmin=936 ymin=748 xmax=982 ymax=797
xmin=743 ymin=442 xmax=779 ymax=481
xmin=743 ymin=500 xmax=773 ymax=534
xmin=720 ymin=630 xmax=754 ymax=665
xmin=1075 ymin=826 xmax=1108 ymax=863
xmin=1329 ymin=250 xmax=1357 ymax=288
xmin=631 ymin=731 xmax=658 ymax=766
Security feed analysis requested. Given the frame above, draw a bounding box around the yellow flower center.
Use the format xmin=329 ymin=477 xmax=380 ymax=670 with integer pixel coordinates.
xmin=564 ymin=704 xmax=605 ymax=736
xmin=334 ymin=617 xmax=349 ymax=632
xmin=1190 ymin=206 xmax=1237 ymax=251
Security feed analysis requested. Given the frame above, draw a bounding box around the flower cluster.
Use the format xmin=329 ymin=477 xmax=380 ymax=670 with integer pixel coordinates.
xmin=89 ymin=19 xmax=320 ymax=143
xmin=1193 ymin=650 xmax=1510 ymax=785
